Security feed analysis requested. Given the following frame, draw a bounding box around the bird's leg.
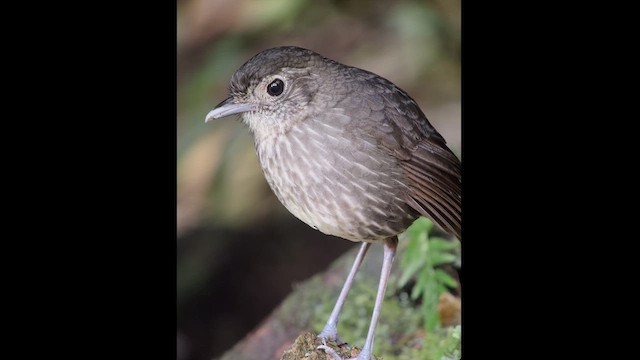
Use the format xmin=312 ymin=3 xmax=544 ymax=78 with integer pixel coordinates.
xmin=351 ymin=237 xmax=398 ymax=360
xmin=318 ymin=241 xmax=371 ymax=346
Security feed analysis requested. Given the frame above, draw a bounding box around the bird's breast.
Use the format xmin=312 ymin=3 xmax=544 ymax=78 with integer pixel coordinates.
xmin=254 ymin=117 xmax=417 ymax=242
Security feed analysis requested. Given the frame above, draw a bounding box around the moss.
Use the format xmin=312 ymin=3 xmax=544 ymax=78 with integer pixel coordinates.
xmin=287 ymin=276 xmax=460 ymax=359
xmin=217 ymin=244 xmax=461 ymax=360
xmin=279 ymin=331 xmax=367 ymax=360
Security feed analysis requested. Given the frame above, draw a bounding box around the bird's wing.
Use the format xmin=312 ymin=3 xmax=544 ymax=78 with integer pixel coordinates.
xmin=400 ymin=139 xmax=462 ymax=240
xmin=343 ymin=69 xmax=462 ymax=239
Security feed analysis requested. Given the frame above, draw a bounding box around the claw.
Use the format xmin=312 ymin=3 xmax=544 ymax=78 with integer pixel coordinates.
xmin=318 ymin=345 xmax=372 ymax=360
xmin=317 ymin=332 xmax=349 ymax=349
xmin=317 ymin=344 xmax=343 ymax=360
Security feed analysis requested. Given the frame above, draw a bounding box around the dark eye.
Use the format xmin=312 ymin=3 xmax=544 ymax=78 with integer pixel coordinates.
xmin=267 ymin=79 xmax=284 ymax=96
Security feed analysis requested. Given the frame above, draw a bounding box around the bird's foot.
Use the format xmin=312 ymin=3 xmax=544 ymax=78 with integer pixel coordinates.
xmin=316 ymin=330 xmax=356 ymax=360
xmin=317 ymin=344 xmax=343 ymax=360
xmin=317 ymin=325 xmax=349 ymax=348
xmin=317 ymin=342 xmax=373 ymax=360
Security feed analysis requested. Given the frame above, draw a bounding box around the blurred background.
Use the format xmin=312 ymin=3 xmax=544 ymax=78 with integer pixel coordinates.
xmin=177 ymin=1 xmax=460 ymax=359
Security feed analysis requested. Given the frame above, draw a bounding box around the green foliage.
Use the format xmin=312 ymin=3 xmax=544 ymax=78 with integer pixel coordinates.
xmin=304 ymin=218 xmax=462 ymax=359
xmin=398 ymin=217 xmax=460 ymax=333
xmin=420 ymin=325 xmax=461 ymax=360
xmin=442 ymin=325 xmax=462 ymax=360
xmin=310 ymin=277 xmax=459 ymax=360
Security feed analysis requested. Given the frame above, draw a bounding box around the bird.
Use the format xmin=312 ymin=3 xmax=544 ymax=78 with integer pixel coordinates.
xmin=205 ymin=46 xmax=461 ymax=360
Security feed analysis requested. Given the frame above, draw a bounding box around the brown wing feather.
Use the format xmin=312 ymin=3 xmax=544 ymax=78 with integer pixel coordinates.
xmin=375 ymin=81 xmax=461 ymax=239
xmin=380 ymin=88 xmax=461 ymax=239
xmin=401 ymin=140 xmax=461 ymax=239
xmin=341 ymin=66 xmax=462 ymax=239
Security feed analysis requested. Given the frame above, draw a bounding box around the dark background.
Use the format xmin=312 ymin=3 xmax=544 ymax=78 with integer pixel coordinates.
xmin=177 ymin=1 xmax=460 ymax=359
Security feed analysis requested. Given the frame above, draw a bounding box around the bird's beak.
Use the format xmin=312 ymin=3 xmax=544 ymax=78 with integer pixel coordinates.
xmin=205 ymin=97 xmax=255 ymax=123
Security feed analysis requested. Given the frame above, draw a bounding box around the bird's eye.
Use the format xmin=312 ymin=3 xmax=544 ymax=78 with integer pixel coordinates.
xmin=267 ymin=79 xmax=284 ymax=96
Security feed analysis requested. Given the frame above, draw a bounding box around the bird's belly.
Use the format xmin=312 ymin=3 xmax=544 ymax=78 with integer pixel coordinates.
xmin=255 ymin=125 xmax=417 ymax=242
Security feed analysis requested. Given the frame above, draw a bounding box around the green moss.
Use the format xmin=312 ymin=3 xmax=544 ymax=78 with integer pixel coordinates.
xmin=298 ymin=277 xmax=460 ymax=359
xmin=274 ymin=219 xmax=462 ymax=359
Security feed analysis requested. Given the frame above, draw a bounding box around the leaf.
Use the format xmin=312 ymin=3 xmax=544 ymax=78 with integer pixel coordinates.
xmin=407 ymin=216 xmax=434 ymax=236
xmin=398 ymin=257 xmax=424 ymax=288
xmin=421 ymin=279 xmax=441 ymax=331
xmin=428 ymin=237 xmax=459 ymax=252
xmin=436 ymin=283 xmax=447 ymax=295
xmin=398 ymin=225 xmax=428 ymax=288
xmin=406 ymin=229 xmax=426 ymax=261
xmin=411 ymin=267 xmax=431 ymax=300
xmin=434 ymin=269 xmax=458 ymax=289
xmin=429 ymin=252 xmax=457 ymax=267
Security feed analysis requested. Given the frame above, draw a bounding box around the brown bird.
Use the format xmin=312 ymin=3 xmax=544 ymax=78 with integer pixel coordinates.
xmin=206 ymin=46 xmax=461 ymax=360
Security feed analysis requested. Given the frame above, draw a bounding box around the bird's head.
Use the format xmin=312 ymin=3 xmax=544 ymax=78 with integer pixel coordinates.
xmin=206 ymin=46 xmax=328 ymax=137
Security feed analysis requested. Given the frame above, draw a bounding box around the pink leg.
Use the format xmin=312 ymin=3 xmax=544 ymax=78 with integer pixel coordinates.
xmin=353 ymin=237 xmax=397 ymax=360
xmin=318 ymin=238 xmax=398 ymax=360
xmin=318 ymin=241 xmax=371 ymax=345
